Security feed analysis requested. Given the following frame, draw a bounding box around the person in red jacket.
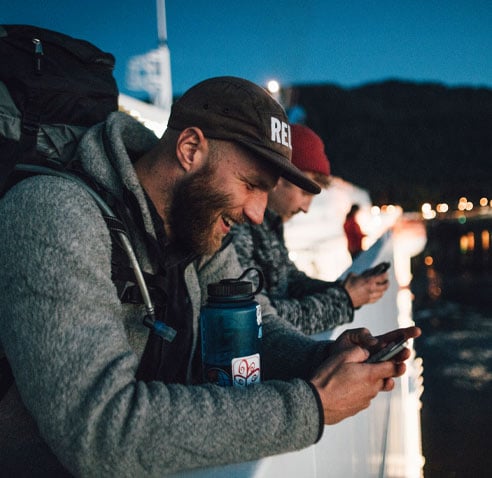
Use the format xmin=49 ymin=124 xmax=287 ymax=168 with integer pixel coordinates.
xmin=344 ymin=204 xmax=366 ymax=259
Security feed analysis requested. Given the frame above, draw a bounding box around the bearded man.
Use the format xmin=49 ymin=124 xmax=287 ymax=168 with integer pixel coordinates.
xmin=0 ymin=76 xmax=419 ymax=476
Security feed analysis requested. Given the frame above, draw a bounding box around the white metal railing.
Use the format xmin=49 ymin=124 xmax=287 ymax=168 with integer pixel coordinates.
xmin=168 ymin=226 xmax=426 ymax=477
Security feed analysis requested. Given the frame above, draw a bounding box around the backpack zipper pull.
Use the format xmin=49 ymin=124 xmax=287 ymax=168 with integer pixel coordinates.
xmin=32 ymin=38 xmax=43 ymax=74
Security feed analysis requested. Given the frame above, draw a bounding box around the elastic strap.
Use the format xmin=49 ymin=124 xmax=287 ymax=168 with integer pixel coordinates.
xmin=0 ymin=356 xmax=14 ymax=401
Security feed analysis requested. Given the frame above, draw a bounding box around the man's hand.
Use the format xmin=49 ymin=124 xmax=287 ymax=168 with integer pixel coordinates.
xmin=312 ymin=326 xmax=422 ymax=425
xmin=310 ymin=346 xmax=406 ymax=425
xmin=343 ymin=271 xmax=390 ymax=308
xmin=329 ymin=326 xmax=421 ymax=356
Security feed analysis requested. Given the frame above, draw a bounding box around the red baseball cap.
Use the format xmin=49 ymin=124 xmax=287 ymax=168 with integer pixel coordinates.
xmin=291 ymin=124 xmax=330 ymax=177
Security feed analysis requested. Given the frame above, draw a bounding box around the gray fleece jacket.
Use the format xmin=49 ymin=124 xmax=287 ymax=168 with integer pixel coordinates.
xmin=233 ymin=209 xmax=354 ymax=335
xmin=0 ymin=112 xmax=330 ymax=477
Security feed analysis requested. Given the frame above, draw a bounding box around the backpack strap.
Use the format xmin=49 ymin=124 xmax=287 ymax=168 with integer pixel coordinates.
xmin=0 ymin=138 xmax=20 ymax=193
xmin=17 ymin=37 xmax=43 ymax=162
xmin=13 ymin=163 xmax=177 ymax=343
xmin=0 ymin=166 xmax=177 ymax=401
xmin=0 ymin=355 xmax=13 ymax=401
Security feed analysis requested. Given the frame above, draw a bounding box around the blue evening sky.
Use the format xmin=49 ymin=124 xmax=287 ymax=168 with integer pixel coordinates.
xmin=3 ymin=0 xmax=491 ymax=97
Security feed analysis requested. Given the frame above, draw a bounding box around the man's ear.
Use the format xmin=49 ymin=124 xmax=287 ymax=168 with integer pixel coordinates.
xmin=273 ymin=177 xmax=288 ymax=190
xmin=175 ymin=127 xmax=208 ymax=172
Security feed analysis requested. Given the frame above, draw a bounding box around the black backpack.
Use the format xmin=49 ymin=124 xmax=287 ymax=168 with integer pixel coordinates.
xmin=0 ymin=24 xmax=118 ymax=189
xmin=0 ymin=25 xmax=170 ymax=400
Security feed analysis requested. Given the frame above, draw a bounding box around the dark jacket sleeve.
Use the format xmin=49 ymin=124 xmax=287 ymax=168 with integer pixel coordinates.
xmin=232 ymin=219 xmax=354 ymax=336
xmin=274 ymin=273 xmax=355 ymax=335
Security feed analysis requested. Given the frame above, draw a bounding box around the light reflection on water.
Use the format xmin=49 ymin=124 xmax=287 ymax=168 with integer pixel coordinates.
xmin=414 ymin=303 xmax=492 ymax=392
xmin=443 ymin=363 xmax=492 ymax=390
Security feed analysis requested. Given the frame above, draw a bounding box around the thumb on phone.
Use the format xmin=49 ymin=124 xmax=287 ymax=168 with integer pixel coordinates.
xmin=311 ymin=345 xmax=369 ymax=384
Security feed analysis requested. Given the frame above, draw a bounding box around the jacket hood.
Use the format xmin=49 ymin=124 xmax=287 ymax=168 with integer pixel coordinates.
xmin=76 ymin=111 xmax=160 ymax=242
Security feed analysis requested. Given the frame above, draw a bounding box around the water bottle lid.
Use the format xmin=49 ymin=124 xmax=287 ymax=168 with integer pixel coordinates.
xmin=207 ymin=267 xmax=264 ymax=302
xmin=207 ymin=279 xmax=253 ymax=299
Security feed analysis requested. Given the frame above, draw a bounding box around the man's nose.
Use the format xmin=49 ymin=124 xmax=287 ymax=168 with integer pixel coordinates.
xmin=301 ymin=195 xmax=314 ymax=214
xmin=244 ymin=193 xmax=268 ymax=225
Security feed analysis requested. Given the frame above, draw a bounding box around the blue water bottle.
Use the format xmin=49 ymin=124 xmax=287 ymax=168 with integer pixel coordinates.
xmin=201 ymin=268 xmax=263 ymax=387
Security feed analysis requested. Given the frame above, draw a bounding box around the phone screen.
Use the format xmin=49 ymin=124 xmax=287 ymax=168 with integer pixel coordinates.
xmin=361 ymin=262 xmax=390 ymax=278
xmin=365 ymin=339 xmax=407 ymax=363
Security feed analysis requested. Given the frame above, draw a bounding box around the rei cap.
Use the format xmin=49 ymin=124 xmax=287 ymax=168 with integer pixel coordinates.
xmin=167 ymin=76 xmax=321 ymax=194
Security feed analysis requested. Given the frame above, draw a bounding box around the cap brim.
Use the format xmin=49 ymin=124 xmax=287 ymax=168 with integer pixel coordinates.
xmin=236 ymin=140 xmax=321 ymax=195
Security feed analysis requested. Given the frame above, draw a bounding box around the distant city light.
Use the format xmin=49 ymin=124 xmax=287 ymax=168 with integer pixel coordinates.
xmin=458 ymin=197 xmax=468 ymax=211
xmin=380 ymin=204 xmax=398 ymax=214
xmin=482 ymin=230 xmax=490 ymax=251
xmin=460 ymin=232 xmax=475 ymax=253
xmin=424 ymin=255 xmax=434 ymax=266
xmin=426 ymin=266 xmax=442 ymax=299
xmin=436 ymin=203 xmax=449 ymax=213
xmin=371 ymin=206 xmax=381 ymax=215
xmin=480 ymin=197 xmax=488 ymax=207
xmin=421 ymin=202 xmax=436 ymax=219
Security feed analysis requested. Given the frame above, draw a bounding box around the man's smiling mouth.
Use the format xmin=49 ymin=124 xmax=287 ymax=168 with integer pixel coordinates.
xmin=222 ymin=215 xmax=234 ymax=228
xmin=221 ymin=214 xmax=244 ymax=232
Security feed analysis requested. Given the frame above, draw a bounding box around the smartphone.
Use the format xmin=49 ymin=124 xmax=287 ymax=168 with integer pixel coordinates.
xmin=361 ymin=261 xmax=390 ymax=278
xmin=365 ymin=339 xmax=407 ymax=363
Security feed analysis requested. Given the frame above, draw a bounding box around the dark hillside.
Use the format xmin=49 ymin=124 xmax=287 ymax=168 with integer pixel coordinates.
xmin=292 ymin=80 xmax=492 ymax=210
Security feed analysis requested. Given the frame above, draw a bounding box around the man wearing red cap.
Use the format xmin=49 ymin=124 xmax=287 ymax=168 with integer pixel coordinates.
xmin=233 ymin=124 xmax=390 ymax=335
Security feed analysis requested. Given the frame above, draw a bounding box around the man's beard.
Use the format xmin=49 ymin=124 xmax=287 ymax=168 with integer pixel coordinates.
xmin=167 ymin=161 xmax=234 ymax=256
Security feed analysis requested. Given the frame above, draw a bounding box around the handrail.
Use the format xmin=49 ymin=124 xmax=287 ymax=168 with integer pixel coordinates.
xmin=167 ymin=227 xmax=425 ymax=477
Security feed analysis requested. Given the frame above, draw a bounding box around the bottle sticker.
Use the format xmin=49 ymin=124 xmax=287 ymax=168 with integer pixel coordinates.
xmin=232 ymin=353 xmax=261 ymax=387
